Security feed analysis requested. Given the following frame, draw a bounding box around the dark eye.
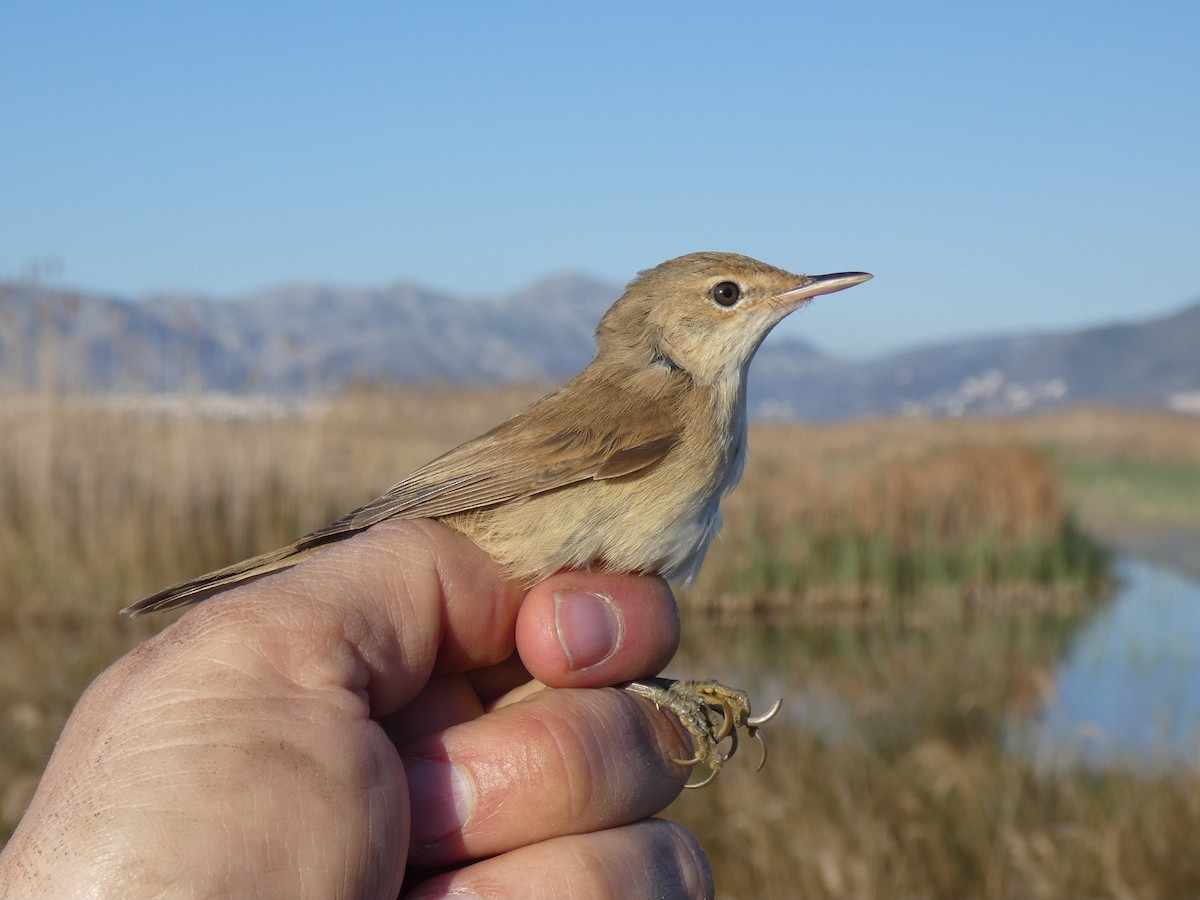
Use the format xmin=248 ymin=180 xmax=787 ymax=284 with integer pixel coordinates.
xmin=711 ymin=281 xmax=741 ymax=306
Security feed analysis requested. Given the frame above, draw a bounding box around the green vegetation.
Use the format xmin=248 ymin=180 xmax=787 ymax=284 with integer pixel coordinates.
xmin=1059 ymin=457 xmax=1200 ymax=529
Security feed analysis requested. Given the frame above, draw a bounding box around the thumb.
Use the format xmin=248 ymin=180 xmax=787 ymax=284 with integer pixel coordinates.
xmin=152 ymin=518 xmax=529 ymax=717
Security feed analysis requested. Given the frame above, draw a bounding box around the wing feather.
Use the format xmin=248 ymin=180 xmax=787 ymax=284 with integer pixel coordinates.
xmin=124 ymin=376 xmax=686 ymax=616
xmin=308 ymin=413 xmax=681 ymax=537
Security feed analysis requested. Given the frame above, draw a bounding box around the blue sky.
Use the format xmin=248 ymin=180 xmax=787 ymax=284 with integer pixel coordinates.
xmin=2 ymin=2 xmax=1197 ymax=357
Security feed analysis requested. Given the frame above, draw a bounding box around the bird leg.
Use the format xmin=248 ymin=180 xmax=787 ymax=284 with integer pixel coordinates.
xmin=621 ymin=678 xmax=783 ymax=789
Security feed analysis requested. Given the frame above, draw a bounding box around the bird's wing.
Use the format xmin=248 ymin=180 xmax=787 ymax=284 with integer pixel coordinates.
xmin=307 ymin=406 xmax=682 ymax=535
xmin=124 ymin=388 xmax=683 ymax=616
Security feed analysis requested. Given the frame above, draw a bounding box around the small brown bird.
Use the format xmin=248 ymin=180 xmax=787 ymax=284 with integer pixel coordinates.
xmin=126 ymin=252 xmax=871 ymax=784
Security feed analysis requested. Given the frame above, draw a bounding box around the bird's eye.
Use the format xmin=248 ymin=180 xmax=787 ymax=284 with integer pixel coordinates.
xmin=711 ymin=281 xmax=741 ymax=307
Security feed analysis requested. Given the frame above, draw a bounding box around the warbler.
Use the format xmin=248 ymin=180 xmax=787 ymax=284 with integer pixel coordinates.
xmin=126 ymin=252 xmax=871 ymax=784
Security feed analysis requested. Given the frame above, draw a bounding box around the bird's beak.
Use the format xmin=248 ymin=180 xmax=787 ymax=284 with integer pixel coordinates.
xmin=774 ymin=272 xmax=873 ymax=307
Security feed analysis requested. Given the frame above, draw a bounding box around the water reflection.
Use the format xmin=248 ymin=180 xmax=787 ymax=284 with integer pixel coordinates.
xmin=672 ymin=555 xmax=1200 ymax=773
xmin=1019 ymin=558 xmax=1200 ymax=771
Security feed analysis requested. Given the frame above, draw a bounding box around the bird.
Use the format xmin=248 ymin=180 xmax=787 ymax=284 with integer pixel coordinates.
xmin=125 ymin=251 xmax=872 ymax=785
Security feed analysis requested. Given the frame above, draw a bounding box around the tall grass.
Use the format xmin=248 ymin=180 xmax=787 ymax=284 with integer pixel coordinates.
xmin=690 ymin=431 xmax=1108 ymax=614
xmin=0 ymin=388 xmax=1112 ymax=629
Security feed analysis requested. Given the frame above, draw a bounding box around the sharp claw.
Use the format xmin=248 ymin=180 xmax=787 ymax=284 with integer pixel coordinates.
xmin=714 ymin=700 xmax=737 ymax=742
xmin=753 ymin=728 xmax=769 ymax=772
xmin=684 ymin=766 xmax=721 ymax=790
xmin=670 ymin=750 xmax=705 ymax=767
xmin=747 ymin=697 xmax=783 ymax=728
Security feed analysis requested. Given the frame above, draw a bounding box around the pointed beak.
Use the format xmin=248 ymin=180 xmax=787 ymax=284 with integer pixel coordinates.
xmin=775 ymin=271 xmax=873 ymax=306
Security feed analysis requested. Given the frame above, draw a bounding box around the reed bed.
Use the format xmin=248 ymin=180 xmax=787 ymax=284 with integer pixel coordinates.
xmin=0 ymin=388 xmax=1117 ymax=620
xmin=4 ymin=387 xmax=1200 ymax=896
xmin=689 ymin=427 xmax=1107 ymax=615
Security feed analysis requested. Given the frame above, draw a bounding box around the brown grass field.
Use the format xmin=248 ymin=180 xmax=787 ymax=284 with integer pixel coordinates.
xmin=3 ymin=385 xmax=1200 ymax=897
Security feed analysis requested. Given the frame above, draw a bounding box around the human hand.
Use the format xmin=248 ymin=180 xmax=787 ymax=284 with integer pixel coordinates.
xmin=0 ymin=520 xmax=713 ymax=899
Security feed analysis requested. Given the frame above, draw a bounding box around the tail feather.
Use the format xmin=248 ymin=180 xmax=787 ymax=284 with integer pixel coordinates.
xmin=122 ymin=543 xmax=324 ymax=617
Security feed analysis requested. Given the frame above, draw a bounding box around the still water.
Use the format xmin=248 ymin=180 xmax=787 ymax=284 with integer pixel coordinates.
xmin=674 ymin=554 xmax=1200 ymax=772
xmin=1019 ymin=557 xmax=1200 ymax=771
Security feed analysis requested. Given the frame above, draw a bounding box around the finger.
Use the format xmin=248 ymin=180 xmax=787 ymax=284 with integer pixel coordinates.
xmin=404 ymin=820 xmax=714 ymax=900
xmin=378 ymin=660 xmax=547 ymax=746
xmin=154 ymin=518 xmax=526 ymax=717
xmin=381 ymin=659 xmax=541 ymax=746
xmin=515 ymin=571 xmax=679 ymax=689
xmin=401 ymin=686 xmax=692 ymax=866
xmin=466 ymin=652 xmax=533 ymax=704
xmin=381 ymin=674 xmax=484 ymax=745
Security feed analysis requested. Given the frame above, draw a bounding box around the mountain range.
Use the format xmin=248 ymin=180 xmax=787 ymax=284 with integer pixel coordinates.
xmin=2 ymin=276 xmax=1198 ymax=419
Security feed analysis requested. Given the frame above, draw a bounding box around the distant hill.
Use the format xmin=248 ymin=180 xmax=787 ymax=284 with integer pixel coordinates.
xmin=0 ymin=276 xmax=613 ymax=392
xmin=2 ymin=277 xmax=1198 ymax=419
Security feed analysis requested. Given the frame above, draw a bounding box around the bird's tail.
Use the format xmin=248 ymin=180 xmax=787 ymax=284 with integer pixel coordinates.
xmin=121 ymin=543 xmax=325 ymax=617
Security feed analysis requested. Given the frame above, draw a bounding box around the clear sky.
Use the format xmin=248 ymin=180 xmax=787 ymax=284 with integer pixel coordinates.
xmin=2 ymin=1 xmax=1197 ymax=357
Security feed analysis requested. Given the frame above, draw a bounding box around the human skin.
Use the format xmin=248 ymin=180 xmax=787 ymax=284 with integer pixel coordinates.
xmin=0 ymin=519 xmax=713 ymax=899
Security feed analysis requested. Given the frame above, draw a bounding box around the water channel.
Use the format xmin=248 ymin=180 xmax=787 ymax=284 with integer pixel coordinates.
xmin=673 ymin=552 xmax=1200 ymax=772
xmin=1019 ymin=556 xmax=1200 ymax=771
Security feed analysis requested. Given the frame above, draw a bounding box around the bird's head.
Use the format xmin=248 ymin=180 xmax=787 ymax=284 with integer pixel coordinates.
xmin=596 ymin=252 xmax=871 ymax=385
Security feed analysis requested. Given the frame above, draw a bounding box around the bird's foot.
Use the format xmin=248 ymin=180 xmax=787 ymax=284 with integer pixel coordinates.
xmin=622 ymin=677 xmax=783 ymax=788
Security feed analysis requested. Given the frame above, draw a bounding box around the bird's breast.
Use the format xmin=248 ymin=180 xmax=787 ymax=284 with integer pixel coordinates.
xmin=446 ymin=383 xmax=748 ymax=587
